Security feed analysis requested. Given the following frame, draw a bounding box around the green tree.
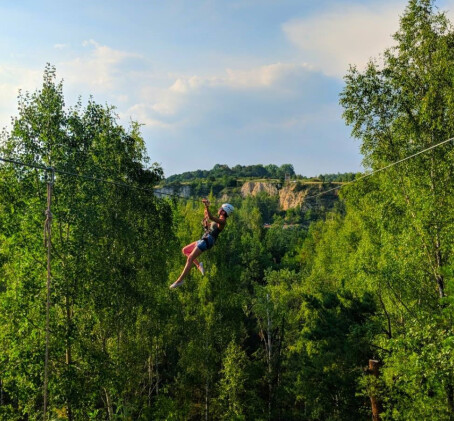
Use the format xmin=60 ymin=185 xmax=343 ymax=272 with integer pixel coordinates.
xmin=340 ymin=0 xmax=454 ymax=299
xmin=290 ymin=291 xmax=377 ymax=421
xmin=0 ymin=65 xmax=172 ymax=419
xmin=340 ymin=0 xmax=454 ymax=417
xmin=217 ymin=341 xmax=249 ymax=421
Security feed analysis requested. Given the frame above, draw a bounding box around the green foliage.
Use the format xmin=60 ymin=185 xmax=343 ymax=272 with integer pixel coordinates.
xmin=377 ymin=310 xmax=454 ymax=420
xmin=0 ymin=65 xmax=173 ymax=419
xmin=2 ymin=4 xmax=454 ymax=417
xmin=290 ymin=291 xmax=377 ymax=421
xmin=318 ymin=172 xmax=358 ymax=182
xmin=337 ymin=0 xmax=454 ymax=418
xmin=165 ymin=163 xmax=295 ymax=184
xmin=217 ymin=341 xmax=249 ymax=420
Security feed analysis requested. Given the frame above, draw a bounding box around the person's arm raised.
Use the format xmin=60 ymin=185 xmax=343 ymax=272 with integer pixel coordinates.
xmin=202 ymin=199 xmax=226 ymax=226
xmin=207 ymin=211 xmax=226 ymax=225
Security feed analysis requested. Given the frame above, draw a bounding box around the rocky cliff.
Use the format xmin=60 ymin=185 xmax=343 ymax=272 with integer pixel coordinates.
xmin=240 ymin=181 xmax=339 ymax=210
xmin=154 ymin=185 xmax=192 ymax=199
xmin=155 ymin=181 xmax=339 ymax=210
xmin=241 ymin=182 xmax=279 ymax=197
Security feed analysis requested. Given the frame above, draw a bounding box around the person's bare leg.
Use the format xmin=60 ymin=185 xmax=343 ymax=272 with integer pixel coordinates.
xmin=171 ymin=246 xmax=203 ymax=288
xmin=178 ymin=246 xmax=202 ymax=280
xmin=182 ymin=243 xmax=201 ymax=270
xmin=182 ymin=243 xmax=196 ymax=255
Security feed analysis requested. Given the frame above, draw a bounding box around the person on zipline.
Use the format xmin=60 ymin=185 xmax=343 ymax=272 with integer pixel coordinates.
xmin=170 ymin=199 xmax=234 ymax=289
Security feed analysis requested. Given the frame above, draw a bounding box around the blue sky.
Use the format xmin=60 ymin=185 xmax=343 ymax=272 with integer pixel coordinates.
xmin=1 ymin=0 xmax=453 ymax=177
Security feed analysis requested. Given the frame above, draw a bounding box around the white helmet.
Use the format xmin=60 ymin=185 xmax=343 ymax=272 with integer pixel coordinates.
xmin=221 ymin=203 xmax=234 ymax=216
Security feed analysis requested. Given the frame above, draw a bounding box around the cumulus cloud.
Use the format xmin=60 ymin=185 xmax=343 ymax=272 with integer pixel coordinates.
xmin=121 ymin=104 xmax=172 ymax=129
xmin=224 ymin=62 xmax=315 ymax=89
xmin=282 ymin=2 xmax=406 ymax=78
xmin=147 ymin=62 xmax=322 ymax=123
xmin=59 ymin=40 xmax=142 ymax=91
xmin=0 ymin=65 xmax=42 ymax=129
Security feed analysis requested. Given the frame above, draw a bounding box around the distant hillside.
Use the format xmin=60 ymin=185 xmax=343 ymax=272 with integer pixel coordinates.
xmin=164 ymin=163 xmax=358 ymax=185
xmin=156 ymin=164 xmax=354 ymax=224
xmin=165 ymin=163 xmax=296 ymax=183
xmin=155 ymin=177 xmax=343 ymax=227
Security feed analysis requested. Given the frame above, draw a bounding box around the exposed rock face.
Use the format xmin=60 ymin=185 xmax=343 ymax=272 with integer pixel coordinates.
xmin=154 ymin=185 xmax=192 ymax=198
xmin=279 ymin=186 xmax=307 ymax=211
xmin=156 ymin=181 xmax=338 ymax=211
xmin=279 ymin=185 xmax=314 ymax=210
xmin=279 ymin=183 xmax=338 ymax=210
xmin=241 ymin=181 xmax=337 ymax=210
xmin=241 ymin=182 xmax=278 ymax=197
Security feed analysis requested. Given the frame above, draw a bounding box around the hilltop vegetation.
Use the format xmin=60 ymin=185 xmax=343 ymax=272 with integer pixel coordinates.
xmin=164 ymin=162 xmax=358 ymax=185
xmin=161 ymin=165 xmax=358 ymax=218
xmin=165 ymin=163 xmax=296 ymax=183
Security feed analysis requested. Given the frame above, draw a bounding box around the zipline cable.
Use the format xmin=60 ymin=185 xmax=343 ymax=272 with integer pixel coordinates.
xmin=1 ymin=135 xmax=454 ymax=203
xmin=0 ymin=156 xmax=48 ymax=172
xmin=304 ymin=136 xmax=454 ymax=200
xmin=0 ymin=156 xmax=195 ymax=200
xmin=56 ymin=168 xmax=161 ymax=194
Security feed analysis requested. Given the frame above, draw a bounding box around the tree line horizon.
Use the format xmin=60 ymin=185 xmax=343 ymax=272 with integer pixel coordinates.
xmin=164 ymin=163 xmax=358 ymax=184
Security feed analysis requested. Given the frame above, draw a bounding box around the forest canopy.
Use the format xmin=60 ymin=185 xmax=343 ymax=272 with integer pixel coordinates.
xmin=165 ymin=163 xmax=296 ymax=183
xmin=164 ymin=163 xmax=357 ymax=184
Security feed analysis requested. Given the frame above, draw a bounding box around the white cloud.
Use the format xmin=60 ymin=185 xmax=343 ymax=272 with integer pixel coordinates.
xmin=121 ymin=103 xmax=172 ymax=128
xmin=282 ymin=2 xmax=406 ymax=77
xmin=163 ymin=63 xmax=315 ymax=94
xmin=59 ymin=40 xmax=142 ymax=91
xmin=148 ymin=62 xmax=317 ymax=120
xmin=224 ymin=62 xmax=314 ymax=88
xmin=170 ymin=76 xmax=205 ymax=93
xmin=0 ymin=65 xmax=42 ymax=129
